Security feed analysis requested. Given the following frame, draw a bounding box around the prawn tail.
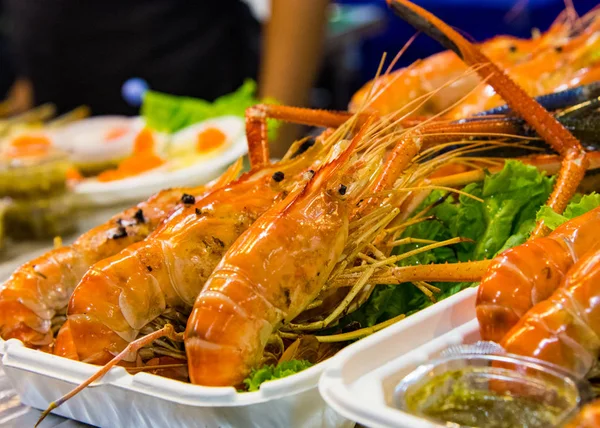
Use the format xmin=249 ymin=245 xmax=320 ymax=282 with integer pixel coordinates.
xmin=501 ymin=249 xmax=600 ymax=378
xmin=0 ymin=249 xmax=77 ymax=348
xmin=0 ymin=299 xmax=52 ymax=347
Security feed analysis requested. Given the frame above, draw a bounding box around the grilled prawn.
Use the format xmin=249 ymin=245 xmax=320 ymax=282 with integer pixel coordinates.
xmin=0 ymin=162 xmax=241 ymax=349
xmin=184 ymin=132 xmax=372 ymax=386
xmin=350 ymin=6 xmax=592 ymax=117
xmin=476 ymin=206 xmax=600 ymax=343
xmin=350 ymin=5 xmax=597 ymax=119
xmin=500 ymin=245 xmax=600 ymax=379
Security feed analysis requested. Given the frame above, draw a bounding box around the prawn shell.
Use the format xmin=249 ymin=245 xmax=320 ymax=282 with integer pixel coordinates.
xmin=501 ymin=249 xmax=600 ymax=378
xmin=477 ymin=207 xmax=600 ymax=343
xmin=476 ymin=238 xmax=573 ymax=342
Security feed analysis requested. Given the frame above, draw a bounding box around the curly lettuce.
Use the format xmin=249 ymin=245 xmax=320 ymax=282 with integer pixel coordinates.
xmin=243 ymin=360 xmax=313 ymax=392
xmin=536 ymin=192 xmax=600 ymax=231
xmin=339 ymin=160 xmax=555 ymax=329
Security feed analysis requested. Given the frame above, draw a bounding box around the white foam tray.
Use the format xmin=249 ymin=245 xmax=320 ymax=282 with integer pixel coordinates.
xmin=0 ymin=338 xmax=349 ymax=428
xmin=0 ymin=287 xmax=477 ymax=428
xmin=319 ymin=288 xmax=479 ymax=428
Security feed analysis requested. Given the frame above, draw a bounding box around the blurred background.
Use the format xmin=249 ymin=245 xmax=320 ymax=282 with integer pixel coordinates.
xmin=0 ymin=0 xmax=597 ymax=254
xmin=0 ymin=0 xmax=598 ymax=115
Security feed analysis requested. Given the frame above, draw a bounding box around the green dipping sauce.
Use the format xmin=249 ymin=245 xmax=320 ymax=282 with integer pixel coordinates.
xmin=405 ymin=369 xmax=569 ymax=428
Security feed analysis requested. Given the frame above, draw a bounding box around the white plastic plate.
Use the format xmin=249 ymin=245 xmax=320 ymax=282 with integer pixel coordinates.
xmin=0 ymin=338 xmax=351 ymax=428
xmin=319 ymin=288 xmax=479 ymax=428
xmin=52 ymin=116 xmax=144 ymax=164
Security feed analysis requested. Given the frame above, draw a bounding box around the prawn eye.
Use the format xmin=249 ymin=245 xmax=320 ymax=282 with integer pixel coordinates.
xmin=338 ymin=184 xmax=347 ymax=195
xmin=272 ymin=171 xmax=285 ymax=182
xmin=181 ymin=193 xmax=195 ymax=204
xmin=134 ymin=208 xmax=145 ymax=224
xmin=554 ymin=46 xmax=563 ymax=53
xmin=508 ymin=45 xmax=517 ymax=53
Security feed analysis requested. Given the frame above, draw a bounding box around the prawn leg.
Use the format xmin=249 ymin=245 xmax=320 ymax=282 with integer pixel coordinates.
xmin=387 ymin=0 xmax=588 ymax=236
xmin=37 ymin=324 xmax=182 ymax=426
xmin=367 ymin=117 xmax=531 ymax=195
xmin=331 ymin=261 xmax=491 ymax=287
xmin=245 ymin=104 xmax=367 ymax=169
xmin=427 ymin=151 xmax=600 ymax=189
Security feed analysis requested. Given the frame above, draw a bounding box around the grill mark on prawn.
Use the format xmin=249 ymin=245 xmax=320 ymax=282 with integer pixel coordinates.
xmin=211 ymin=267 xmax=288 ymax=320
xmin=200 ymin=290 xmax=251 ymax=320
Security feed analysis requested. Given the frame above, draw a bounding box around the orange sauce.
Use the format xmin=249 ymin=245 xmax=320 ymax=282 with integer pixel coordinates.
xmin=134 ymin=127 xmax=156 ymax=153
xmin=6 ymin=134 xmax=52 ymax=158
xmin=97 ymin=128 xmax=165 ymax=182
xmin=66 ymin=167 xmax=84 ymax=182
xmin=196 ymin=127 xmax=226 ymax=153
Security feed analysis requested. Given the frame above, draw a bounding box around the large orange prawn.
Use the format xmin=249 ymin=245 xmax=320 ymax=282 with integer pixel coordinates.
xmin=185 ymin=134 xmax=368 ymax=386
xmin=0 ymin=163 xmax=241 ymax=349
xmin=349 ymin=6 xmax=586 ymax=117
xmin=498 ymin=235 xmax=600 ymax=378
xmin=447 ymin=13 xmax=600 ymax=119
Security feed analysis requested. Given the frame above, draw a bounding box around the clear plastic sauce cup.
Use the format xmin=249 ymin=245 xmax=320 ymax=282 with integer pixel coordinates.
xmin=393 ymin=342 xmax=591 ymax=428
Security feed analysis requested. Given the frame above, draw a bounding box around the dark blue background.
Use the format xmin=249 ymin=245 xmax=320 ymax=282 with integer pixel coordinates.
xmin=336 ymin=0 xmax=598 ymax=83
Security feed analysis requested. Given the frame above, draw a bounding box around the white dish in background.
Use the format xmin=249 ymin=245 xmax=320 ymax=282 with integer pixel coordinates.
xmin=52 ymin=116 xmax=145 ymax=164
xmin=0 ymin=287 xmax=477 ymax=428
xmin=319 ymin=288 xmax=479 ymax=428
xmin=73 ymin=116 xmax=249 ymax=207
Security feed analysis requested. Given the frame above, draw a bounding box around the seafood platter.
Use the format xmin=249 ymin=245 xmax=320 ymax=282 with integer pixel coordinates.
xmin=2 ymin=0 xmax=600 ymax=426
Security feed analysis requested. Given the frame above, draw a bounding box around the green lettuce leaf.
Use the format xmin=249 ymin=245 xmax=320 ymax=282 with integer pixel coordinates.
xmin=536 ymin=192 xmax=600 ymax=231
xmin=535 ymin=206 xmax=567 ymax=231
xmin=335 ymin=160 xmax=554 ymax=329
xmin=141 ymin=79 xmax=279 ymax=136
xmin=243 ymin=360 xmax=313 ymax=391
